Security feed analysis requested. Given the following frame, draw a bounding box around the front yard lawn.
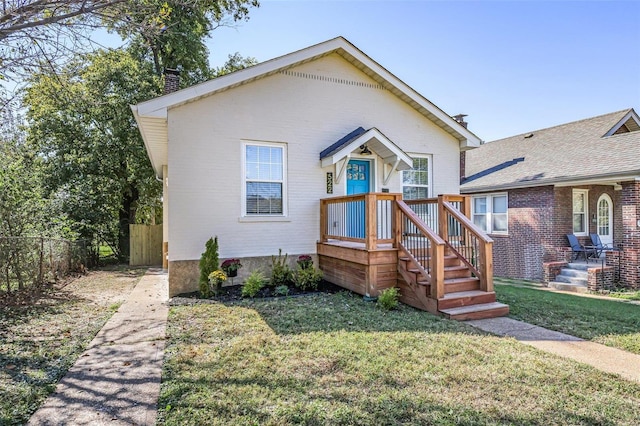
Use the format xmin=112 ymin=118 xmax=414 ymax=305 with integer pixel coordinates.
xmin=495 ymin=278 xmax=640 ymax=355
xmin=159 ymin=292 xmax=640 ymax=425
xmin=0 ymin=267 xmax=144 ymax=425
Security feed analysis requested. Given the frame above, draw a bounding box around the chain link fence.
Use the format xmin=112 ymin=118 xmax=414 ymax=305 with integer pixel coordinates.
xmin=0 ymin=237 xmax=91 ymax=294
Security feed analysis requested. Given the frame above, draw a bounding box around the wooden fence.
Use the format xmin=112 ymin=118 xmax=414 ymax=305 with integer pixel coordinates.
xmin=129 ymin=224 xmax=163 ymax=266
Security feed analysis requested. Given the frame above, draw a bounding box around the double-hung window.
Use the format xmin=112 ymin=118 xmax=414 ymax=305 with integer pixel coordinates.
xmin=472 ymin=193 xmax=508 ymax=234
xmin=402 ymin=157 xmax=430 ymax=200
xmin=572 ymin=189 xmax=588 ymax=236
xmin=244 ymin=143 xmax=286 ymax=216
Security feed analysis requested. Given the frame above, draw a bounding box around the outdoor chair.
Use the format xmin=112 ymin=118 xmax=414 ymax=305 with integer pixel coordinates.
xmin=566 ymin=234 xmax=597 ymax=262
xmin=589 ymin=233 xmax=614 ymax=258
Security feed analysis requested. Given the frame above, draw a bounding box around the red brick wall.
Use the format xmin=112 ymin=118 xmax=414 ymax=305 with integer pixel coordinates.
xmin=620 ymin=180 xmax=640 ymax=288
xmin=490 ymin=186 xmax=555 ymax=280
xmin=478 ymin=184 xmax=626 ymax=282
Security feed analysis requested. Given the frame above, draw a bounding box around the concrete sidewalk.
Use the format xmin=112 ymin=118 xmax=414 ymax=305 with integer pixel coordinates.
xmin=468 ymin=317 xmax=640 ymax=383
xmin=28 ymin=269 xmax=169 ymax=426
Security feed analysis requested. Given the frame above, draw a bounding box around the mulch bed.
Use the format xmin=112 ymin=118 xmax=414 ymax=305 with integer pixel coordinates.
xmin=170 ymin=280 xmax=344 ymax=306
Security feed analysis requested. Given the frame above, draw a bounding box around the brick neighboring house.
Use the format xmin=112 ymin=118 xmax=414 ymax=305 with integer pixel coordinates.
xmin=460 ymin=108 xmax=640 ymax=289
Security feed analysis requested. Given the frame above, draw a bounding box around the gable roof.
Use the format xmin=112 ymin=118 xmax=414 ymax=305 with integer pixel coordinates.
xmin=319 ymin=127 xmax=413 ymax=170
xmin=461 ymin=108 xmax=640 ymax=193
xmin=131 ymin=36 xmax=481 ymax=178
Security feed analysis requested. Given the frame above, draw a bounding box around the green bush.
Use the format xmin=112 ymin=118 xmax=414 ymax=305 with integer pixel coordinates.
xmin=293 ymin=266 xmax=323 ymax=291
xmin=242 ymin=271 xmax=266 ymax=298
xmin=377 ymin=287 xmax=400 ymax=310
xmin=199 ymin=237 xmax=219 ymax=297
xmin=270 ymin=249 xmax=293 ymax=287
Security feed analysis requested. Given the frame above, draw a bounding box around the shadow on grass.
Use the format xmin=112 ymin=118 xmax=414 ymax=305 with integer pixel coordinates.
xmin=199 ymin=290 xmax=477 ymax=337
xmin=157 ymin=363 xmax=620 ymax=426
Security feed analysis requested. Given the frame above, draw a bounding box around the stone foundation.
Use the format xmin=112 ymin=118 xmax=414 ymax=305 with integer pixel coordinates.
xmin=168 ymin=253 xmax=317 ymax=297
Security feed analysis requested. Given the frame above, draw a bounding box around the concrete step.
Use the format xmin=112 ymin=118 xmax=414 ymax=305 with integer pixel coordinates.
xmin=566 ymin=262 xmax=591 ymax=271
xmin=438 ymin=290 xmax=496 ymax=310
xmin=555 ymin=275 xmax=588 ymax=285
xmin=548 ymin=281 xmax=589 ymax=293
xmin=559 ymin=268 xmax=588 ymax=278
xmin=439 ymin=302 xmax=510 ymax=321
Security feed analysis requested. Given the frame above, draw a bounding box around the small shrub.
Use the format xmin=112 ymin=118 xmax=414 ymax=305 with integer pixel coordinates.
xmin=293 ymin=266 xmax=323 ymax=291
xmin=270 ymin=249 xmax=293 ymax=287
xmin=242 ymin=271 xmax=265 ymax=298
xmin=274 ymin=285 xmax=290 ymax=296
xmin=199 ymin=237 xmax=219 ymax=297
xmin=377 ymin=287 xmax=400 ymax=310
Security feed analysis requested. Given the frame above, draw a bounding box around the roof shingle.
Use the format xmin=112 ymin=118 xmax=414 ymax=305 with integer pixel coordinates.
xmin=461 ymin=109 xmax=640 ymax=192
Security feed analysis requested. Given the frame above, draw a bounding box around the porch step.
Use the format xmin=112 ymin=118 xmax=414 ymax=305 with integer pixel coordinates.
xmin=439 ymin=302 xmax=510 ymax=321
xmin=551 ymin=263 xmax=589 ymax=292
xmin=548 ymin=281 xmax=589 ymax=293
xmin=438 ymin=290 xmax=496 ymax=310
xmin=398 ymin=254 xmax=460 ymax=267
xmin=444 ymin=277 xmax=480 ymax=293
xmin=444 ymin=265 xmax=472 ymax=279
xmin=555 ymin=275 xmax=588 ymax=285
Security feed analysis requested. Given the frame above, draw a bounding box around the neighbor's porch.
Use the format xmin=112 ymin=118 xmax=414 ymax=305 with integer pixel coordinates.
xmin=317 ymin=193 xmax=508 ymax=320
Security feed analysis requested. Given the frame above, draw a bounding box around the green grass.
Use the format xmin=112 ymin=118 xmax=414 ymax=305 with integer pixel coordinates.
xmin=0 ymin=268 xmax=143 ymax=425
xmin=607 ymin=290 xmax=640 ymax=301
xmin=158 ymin=292 xmax=640 ymax=425
xmin=495 ymin=280 xmax=640 ymax=355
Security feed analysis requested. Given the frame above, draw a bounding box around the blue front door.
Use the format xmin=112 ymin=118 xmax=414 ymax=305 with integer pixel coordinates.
xmin=346 ymin=160 xmax=370 ymax=238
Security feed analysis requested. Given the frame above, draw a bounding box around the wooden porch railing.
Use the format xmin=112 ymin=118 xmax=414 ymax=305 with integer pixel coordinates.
xmin=320 ymin=193 xmax=402 ymax=250
xmin=319 ymin=193 xmax=493 ymax=297
xmin=396 ymin=200 xmax=446 ymax=299
xmin=438 ymin=195 xmax=494 ymax=292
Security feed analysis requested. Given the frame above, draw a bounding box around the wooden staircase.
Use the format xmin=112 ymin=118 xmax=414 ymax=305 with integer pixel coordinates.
xmin=398 ymin=249 xmax=509 ymax=321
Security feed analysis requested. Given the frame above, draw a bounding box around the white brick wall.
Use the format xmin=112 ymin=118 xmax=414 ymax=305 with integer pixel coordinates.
xmin=167 ymin=53 xmax=461 ymax=261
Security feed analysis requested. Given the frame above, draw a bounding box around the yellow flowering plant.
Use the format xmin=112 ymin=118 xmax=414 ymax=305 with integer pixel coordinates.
xmin=208 ymin=269 xmax=227 ymax=295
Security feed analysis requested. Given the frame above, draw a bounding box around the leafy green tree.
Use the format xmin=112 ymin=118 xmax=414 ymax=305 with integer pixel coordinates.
xmin=24 ymin=48 xmax=162 ymax=259
xmin=212 ymin=52 xmax=258 ymax=77
xmin=113 ymin=0 xmax=259 ymax=85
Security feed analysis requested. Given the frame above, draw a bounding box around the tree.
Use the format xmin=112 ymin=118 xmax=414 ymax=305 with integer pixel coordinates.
xmin=115 ymin=0 xmax=259 ymax=85
xmin=24 ymin=48 xmax=161 ymax=260
xmin=212 ymin=52 xmax=258 ymax=77
xmin=1 ymin=1 xmax=124 ymax=91
xmin=1 ymin=0 xmax=259 ymax=99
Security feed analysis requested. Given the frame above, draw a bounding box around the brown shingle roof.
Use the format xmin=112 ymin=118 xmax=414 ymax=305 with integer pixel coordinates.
xmin=461 ymin=109 xmax=640 ymax=192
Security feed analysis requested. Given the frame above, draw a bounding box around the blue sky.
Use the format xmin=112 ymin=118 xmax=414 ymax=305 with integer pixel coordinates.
xmin=201 ymin=0 xmax=640 ymax=141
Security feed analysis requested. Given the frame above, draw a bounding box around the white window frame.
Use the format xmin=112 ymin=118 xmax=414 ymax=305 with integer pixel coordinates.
xmin=241 ymin=141 xmax=287 ymax=217
xmin=572 ymin=189 xmax=589 ymax=236
xmin=401 ymin=155 xmax=432 ymax=200
xmin=472 ymin=193 xmax=508 ymax=235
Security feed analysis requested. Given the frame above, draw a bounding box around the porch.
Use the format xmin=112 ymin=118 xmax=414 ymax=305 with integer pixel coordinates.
xmin=317 ymin=194 xmax=509 ymax=320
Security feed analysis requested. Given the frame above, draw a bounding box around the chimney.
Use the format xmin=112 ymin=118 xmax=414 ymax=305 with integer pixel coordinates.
xmin=453 ymin=113 xmax=468 ymax=129
xmin=460 ymin=151 xmax=466 ymax=183
xmin=164 ymin=68 xmax=180 ymax=94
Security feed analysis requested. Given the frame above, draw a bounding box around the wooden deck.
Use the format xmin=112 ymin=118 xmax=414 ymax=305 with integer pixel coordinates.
xmin=318 ymin=194 xmax=508 ymax=320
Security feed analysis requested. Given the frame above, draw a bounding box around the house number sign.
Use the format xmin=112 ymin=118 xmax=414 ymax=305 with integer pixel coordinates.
xmin=326 ymin=172 xmax=333 ymax=194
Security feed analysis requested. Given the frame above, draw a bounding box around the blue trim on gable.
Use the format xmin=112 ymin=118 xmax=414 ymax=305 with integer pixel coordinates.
xmin=462 ymin=157 xmax=525 ymax=184
xmin=319 ymin=127 xmax=367 ymax=160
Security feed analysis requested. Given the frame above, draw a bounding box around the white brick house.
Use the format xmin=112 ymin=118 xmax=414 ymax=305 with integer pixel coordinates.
xmin=132 ymin=37 xmax=482 ymax=297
